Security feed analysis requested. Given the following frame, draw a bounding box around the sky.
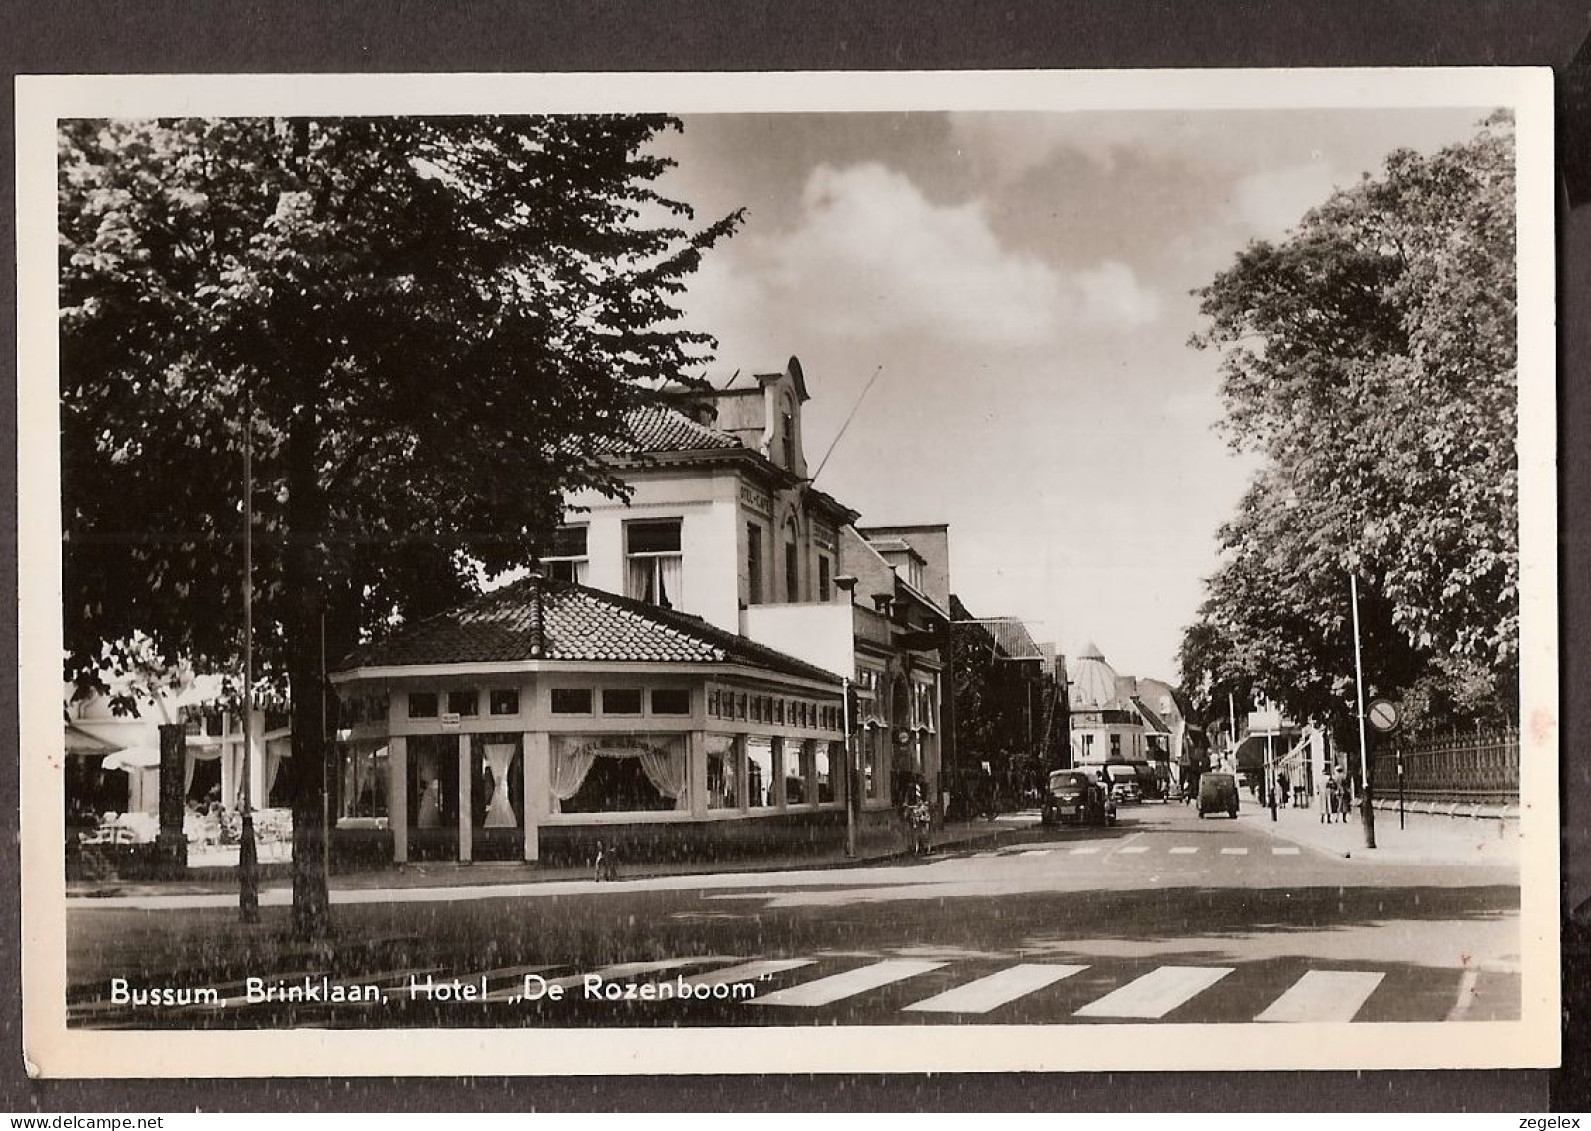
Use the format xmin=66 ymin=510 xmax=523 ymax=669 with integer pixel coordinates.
xmin=653 ymin=107 xmax=1492 ymax=683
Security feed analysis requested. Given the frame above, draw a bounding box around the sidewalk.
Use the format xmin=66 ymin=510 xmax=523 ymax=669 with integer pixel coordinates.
xmin=1253 ymin=800 xmax=1521 ymax=867
xmin=66 ymin=815 xmax=1016 ymax=904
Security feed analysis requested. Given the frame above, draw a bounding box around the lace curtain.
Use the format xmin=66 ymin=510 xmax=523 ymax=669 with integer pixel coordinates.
xmin=551 ymin=734 xmax=687 ymax=806
xmin=550 ymin=736 xmax=599 ymax=801
xmin=637 ymin=739 xmax=686 ymax=801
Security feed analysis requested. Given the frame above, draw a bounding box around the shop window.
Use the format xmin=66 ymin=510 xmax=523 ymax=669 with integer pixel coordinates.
xmin=489 ymin=689 xmax=520 ymax=716
xmin=337 ymin=741 xmax=390 ymax=824
xmin=626 ymin=520 xmax=682 ymax=609
xmin=408 ymin=692 xmax=439 ymax=719
xmin=746 ymin=737 xmax=776 ymax=808
xmin=706 ymin=735 xmax=740 ymax=810
xmin=551 ymin=688 xmax=593 ymax=715
xmin=544 ymin=525 xmax=589 ymax=585
xmin=602 ymin=688 xmax=643 ymax=716
xmin=651 ymin=689 xmax=690 ymax=716
xmin=746 ymin=522 xmax=764 ymax=606
xmin=447 ymin=690 xmax=478 ymax=717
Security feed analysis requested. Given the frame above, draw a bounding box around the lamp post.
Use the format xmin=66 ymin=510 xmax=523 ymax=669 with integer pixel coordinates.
xmin=238 ymin=391 xmax=260 ymax=923
xmin=1349 ymin=571 xmax=1377 ymax=850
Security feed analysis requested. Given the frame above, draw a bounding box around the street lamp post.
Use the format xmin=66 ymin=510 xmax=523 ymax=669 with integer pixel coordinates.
xmin=238 ymin=392 xmax=260 ymax=923
xmin=1349 ymin=571 xmax=1377 ymax=850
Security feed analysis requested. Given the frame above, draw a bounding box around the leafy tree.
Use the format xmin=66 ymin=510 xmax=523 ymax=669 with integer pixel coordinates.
xmin=60 ymin=116 xmax=739 ymax=936
xmin=1182 ymin=113 xmax=1518 ymax=735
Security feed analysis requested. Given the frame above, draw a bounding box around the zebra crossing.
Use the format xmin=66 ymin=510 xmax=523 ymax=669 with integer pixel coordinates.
xmin=70 ymin=950 xmax=1449 ymax=1027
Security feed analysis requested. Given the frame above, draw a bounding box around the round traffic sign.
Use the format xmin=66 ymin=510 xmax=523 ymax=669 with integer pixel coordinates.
xmin=1367 ymin=698 xmax=1401 ymax=734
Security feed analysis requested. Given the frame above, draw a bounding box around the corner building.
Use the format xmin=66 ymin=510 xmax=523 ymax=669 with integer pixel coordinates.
xmin=327 ymin=357 xmax=945 ymax=864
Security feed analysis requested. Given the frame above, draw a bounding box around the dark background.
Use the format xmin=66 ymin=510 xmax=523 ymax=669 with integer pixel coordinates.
xmin=3 ymin=0 xmax=1588 ymax=1112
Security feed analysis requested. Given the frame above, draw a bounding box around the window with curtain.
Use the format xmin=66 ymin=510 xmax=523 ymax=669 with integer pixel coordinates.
xmin=470 ymin=735 xmax=524 ymax=829
xmin=626 ymin=520 xmax=682 ymax=608
xmin=544 ymin=524 xmax=589 ymax=585
xmin=552 ymin=735 xmax=686 ymax=814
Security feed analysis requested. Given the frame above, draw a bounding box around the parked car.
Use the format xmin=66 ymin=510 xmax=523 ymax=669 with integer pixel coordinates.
xmin=1198 ymin=771 xmax=1241 ymax=819
xmin=1041 ymin=770 xmax=1117 ymax=828
xmin=1100 ymin=763 xmax=1143 ymax=805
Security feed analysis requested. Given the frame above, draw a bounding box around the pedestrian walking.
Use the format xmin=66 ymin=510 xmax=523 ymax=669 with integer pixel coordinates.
xmin=1323 ymin=776 xmax=1338 ymax=822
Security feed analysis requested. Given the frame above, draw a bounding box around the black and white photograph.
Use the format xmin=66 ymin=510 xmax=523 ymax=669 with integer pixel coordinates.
xmin=16 ymin=69 xmax=1557 ymax=1077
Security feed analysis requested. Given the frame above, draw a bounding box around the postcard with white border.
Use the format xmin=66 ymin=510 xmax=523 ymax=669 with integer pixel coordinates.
xmin=16 ymin=68 xmax=1558 ymax=1077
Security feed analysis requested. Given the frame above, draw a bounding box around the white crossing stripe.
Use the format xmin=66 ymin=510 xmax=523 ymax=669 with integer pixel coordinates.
xmin=1018 ymin=849 xmax=1052 ymax=857
xmin=1256 ymin=970 xmax=1385 ymax=1023
xmin=675 ymin=959 xmax=814 ymax=988
xmin=904 ymin=964 xmax=1087 ymax=1014
xmin=752 ymin=960 xmax=945 ymax=1007
xmin=1272 ymin=847 xmax=1301 ymax=856
xmin=1169 ymin=846 xmax=1198 ymax=855
xmin=1074 ymin=966 xmax=1234 ymax=1019
xmin=1069 ymin=846 xmax=1101 ymax=856
xmin=1220 ymin=847 xmax=1249 ymax=856
xmin=1119 ymin=845 xmax=1150 ymax=855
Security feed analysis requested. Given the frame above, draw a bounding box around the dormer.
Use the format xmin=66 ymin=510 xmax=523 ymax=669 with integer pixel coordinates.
xmin=701 ymin=356 xmax=811 ymax=478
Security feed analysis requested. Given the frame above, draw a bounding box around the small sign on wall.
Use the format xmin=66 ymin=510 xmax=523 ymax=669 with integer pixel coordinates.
xmin=440 ymin=712 xmax=462 ymax=731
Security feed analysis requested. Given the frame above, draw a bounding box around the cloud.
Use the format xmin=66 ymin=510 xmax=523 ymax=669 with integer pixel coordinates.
xmin=1228 ymin=160 xmax=1345 ymax=238
xmin=679 ymin=162 xmax=1159 ymax=358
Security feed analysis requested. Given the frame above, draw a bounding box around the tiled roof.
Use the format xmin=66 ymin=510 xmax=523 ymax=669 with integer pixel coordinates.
xmin=603 ymin=405 xmax=745 ymax=455
xmin=1131 ymin=696 xmax=1172 ymax=735
xmin=339 ymin=576 xmax=842 ymax=685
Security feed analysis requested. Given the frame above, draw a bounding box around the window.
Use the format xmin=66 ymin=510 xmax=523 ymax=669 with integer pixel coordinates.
xmin=471 ymin=734 xmax=524 ymax=830
xmin=544 ymin=525 xmax=589 ymax=585
xmin=337 ymin=741 xmax=389 ymax=824
xmin=787 ymin=739 xmax=816 ymax=806
xmin=706 ymin=736 xmax=739 ymax=810
xmin=746 ymin=522 xmax=764 ymax=606
xmin=783 ymin=521 xmax=800 ymax=603
xmin=489 ymin=689 xmax=520 ymax=716
xmin=447 ymin=690 xmax=478 ymax=717
xmin=816 ymin=742 xmax=837 ymax=804
xmin=550 ymin=688 xmax=593 ymax=715
xmin=602 ymin=688 xmax=643 ymax=715
xmin=626 ymin=520 xmax=682 ymax=609
xmin=651 ymin=689 xmax=690 ymax=715
xmin=746 ymin=737 xmax=776 ymax=808
xmin=750 ymin=694 xmax=763 ymax=724
xmin=818 ymin=554 xmax=832 ymax=602
xmin=1081 ymin=733 xmax=1095 ymax=757
xmin=780 ymin=399 xmax=796 ymax=470
xmin=408 ymin=692 xmax=438 ymax=719
xmin=1110 ymin=733 xmax=1122 ymax=758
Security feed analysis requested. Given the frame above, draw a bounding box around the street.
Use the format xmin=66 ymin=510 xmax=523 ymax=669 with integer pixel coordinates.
xmin=66 ymin=801 xmax=1521 ymax=1030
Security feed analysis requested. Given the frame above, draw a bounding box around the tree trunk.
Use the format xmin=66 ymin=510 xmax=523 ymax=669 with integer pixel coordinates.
xmin=284 ymin=404 xmax=333 ymax=940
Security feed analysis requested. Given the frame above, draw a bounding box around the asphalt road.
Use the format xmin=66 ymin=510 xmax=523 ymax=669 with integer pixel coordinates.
xmin=67 ymin=801 xmax=1522 ymax=1029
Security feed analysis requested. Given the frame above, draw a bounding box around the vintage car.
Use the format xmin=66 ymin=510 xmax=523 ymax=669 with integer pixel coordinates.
xmin=1198 ymin=771 xmax=1241 ymax=819
xmin=1041 ymin=770 xmax=1117 ymax=828
xmin=1100 ymin=762 xmax=1144 ymax=805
